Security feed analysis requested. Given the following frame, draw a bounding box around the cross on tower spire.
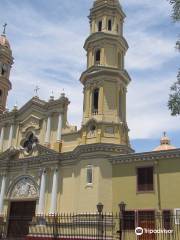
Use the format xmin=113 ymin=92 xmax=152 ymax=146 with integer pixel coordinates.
xmin=2 ymin=23 xmax=7 ymax=35
xmin=34 ymin=86 xmax=40 ymax=97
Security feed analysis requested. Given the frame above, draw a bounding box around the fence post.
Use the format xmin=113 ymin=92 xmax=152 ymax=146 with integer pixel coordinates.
xmin=53 ymin=214 xmax=58 ymax=239
xmin=118 ymin=202 xmax=126 ymax=240
xmin=97 ymin=203 xmax=104 ymax=240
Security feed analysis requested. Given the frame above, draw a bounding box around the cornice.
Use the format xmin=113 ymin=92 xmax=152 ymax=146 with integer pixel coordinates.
xmin=59 ymin=143 xmax=134 ymax=165
xmin=84 ymin=32 xmax=128 ymax=51
xmin=80 ymin=66 xmax=131 ymax=85
xmin=0 ymin=96 xmax=70 ymax=125
xmin=0 ymin=143 xmax=134 ymax=170
xmin=110 ymin=148 xmax=180 ymax=164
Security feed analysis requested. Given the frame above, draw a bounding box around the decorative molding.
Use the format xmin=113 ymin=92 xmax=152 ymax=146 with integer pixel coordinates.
xmin=10 ymin=177 xmax=38 ymax=199
xmin=110 ymin=148 xmax=180 ymax=164
xmin=20 ymin=115 xmax=41 ymax=133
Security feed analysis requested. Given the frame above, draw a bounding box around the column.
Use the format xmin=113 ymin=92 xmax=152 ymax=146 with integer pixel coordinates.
xmin=38 ymin=169 xmax=46 ymax=215
xmin=0 ymin=127 xmax=4 ymax=152
xmin=56 ymin=114 xmax=62 ymax=142
xmin=45 ymin=116 xmax=51 ymax=145
xmin=50 ymin=168 xmax=59 ymax=214
xmin=0 ymin=174 xmax=7 ymax=215
xmin=99 ymin=86 xmax=104 ymax=115
xmin=8 ymin=124 xmax=14 ymax=148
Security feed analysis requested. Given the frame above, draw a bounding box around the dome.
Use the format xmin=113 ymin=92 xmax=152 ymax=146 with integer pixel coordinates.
xmin=153 ymin=132 xmax=176 ymax=151
xmin=0 ymin=34 xmax=11 ymax=50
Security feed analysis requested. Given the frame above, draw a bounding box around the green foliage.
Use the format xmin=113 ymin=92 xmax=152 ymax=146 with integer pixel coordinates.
xmin=168 ymin=72 xmax=180 ymax=115
xmin=168 ymin=0 xmax=180 ymax=115
xmin=169 ymin=0 xmax=180 ymax=21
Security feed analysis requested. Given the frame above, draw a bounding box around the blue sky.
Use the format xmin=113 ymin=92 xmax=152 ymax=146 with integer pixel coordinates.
xmin=0 ymin=0 xmax=179 ymax=152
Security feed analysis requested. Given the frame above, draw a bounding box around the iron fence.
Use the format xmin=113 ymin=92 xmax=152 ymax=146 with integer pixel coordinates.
xmin=0 ymin=212 xmax=180 ymax=240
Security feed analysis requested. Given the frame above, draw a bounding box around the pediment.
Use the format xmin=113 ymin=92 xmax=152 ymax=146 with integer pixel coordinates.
xmin=20 ymin=115 xmax=41 ymax=133
xmin=18 ymin=143 xmax=59 ymax=159
xmin=0 ymin=147 xmax=20 ymax=161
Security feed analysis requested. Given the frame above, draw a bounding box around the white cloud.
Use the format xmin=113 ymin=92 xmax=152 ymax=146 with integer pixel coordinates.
xmin=127 ymin=73 xmax=180 ymax=139
xmin=126 ymin=32 xmax=177 ymax=70
xmin=1 ymin=0 xmax=179 ymax=141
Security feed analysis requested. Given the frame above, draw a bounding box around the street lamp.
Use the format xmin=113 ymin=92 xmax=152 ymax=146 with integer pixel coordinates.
xmin=96 ymin=203 xmax=104 ymax=239
xmin=97 ymin=202 xmax=104 ymax=214
xmin=119 ymin=201 xmax=126 ymax=213
xmin=118 ymin=202 xmax=126 ymax=240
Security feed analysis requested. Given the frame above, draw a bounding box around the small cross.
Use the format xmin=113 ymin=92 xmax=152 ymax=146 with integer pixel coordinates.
xmin=34 ymin=86 xmax=40 ymax=97
xmin=2 ymin=23 xmax=7 ymax=35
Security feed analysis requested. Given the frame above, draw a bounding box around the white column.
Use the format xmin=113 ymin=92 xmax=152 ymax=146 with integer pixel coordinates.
xmin=45 ymin=116 xmax=51 ymax=145
xmin=0 ymin=127 xmax=4 ymax=152
xmin=0 ymin=175 xmax=7 ymax=215
xmin=8 ymin=124 xmax=14 ymax=148
xmin=38 ymin=169 xmax=46 ymax=215
xmin=50 ymin=168 xmax=59 ymax=214
xmin=56 ymin=113 xmax=62 ymax=142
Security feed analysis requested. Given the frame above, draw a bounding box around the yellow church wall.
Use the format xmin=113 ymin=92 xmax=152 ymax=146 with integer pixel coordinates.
xmin=158 ymin=158 xmax=180 ymax=209
xmin=105 ymin=45 xmax=117 ymax=67
xmin=58 ymin=166 xmax=75 ymax=212
xmin=112 ymin=161 xmax=158 ymax=212
xmin=112 ymin=158 xmax=180 ymax=213
xmin=103 ymin=81 xmax=117 ymax=117
xmin=61 ymin=132 xmax=81 ymax=152
xmin=41 ymin=156 xmax=112 ymax=213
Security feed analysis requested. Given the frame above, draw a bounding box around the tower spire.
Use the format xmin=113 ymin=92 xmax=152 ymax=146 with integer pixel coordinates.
xmin=0 ymin=26 xmax=13 ymax=114
xmin=80 ymin=0 xmax=131 ymax=148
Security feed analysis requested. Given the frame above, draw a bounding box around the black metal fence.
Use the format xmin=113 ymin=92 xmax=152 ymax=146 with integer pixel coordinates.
xmin=0 ymin=210 xmax=180 ymax=240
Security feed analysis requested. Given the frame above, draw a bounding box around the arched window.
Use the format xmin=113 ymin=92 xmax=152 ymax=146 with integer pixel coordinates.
xmin=98 ymin=21 xmax=102 ymax=32
xmin=118 ymin=52 xmax=121 ymax=68
xmin=0 ymin=89 xmax=2 ymax=101
xmin=22 ymin=132 xmax=38 ymax=153
xmin=119 ymin=91 xmax=123 ymax=120
xmin=93 ymin=88 xmax=99 ymax=114
xmin=86 ymin=165 xmax=93 ymax=185
xmin=95 ymin=49 xmax=101 ymax=65
xmin=108 ymin=19 xmax=112 ymax=31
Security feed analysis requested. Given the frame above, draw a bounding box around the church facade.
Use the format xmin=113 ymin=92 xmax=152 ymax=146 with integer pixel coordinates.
xmin=0 ymin=0 xmax=180 ymax=236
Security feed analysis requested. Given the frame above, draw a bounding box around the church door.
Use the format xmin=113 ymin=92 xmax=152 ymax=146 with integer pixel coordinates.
xmin=7 ymin=201 xmax=36 ymax=238
xmin=138 ymin=211 xmax=155 ymax=240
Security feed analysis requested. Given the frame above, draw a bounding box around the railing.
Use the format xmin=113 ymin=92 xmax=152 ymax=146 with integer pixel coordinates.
xmin=0 ymin=212 xmax=180 ymax=240
xmin=28 ymin=213 xmax=118 ymax=239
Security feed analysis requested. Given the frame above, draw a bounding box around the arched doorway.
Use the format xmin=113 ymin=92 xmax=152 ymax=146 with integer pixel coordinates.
xmin=7 ymin=176 xmax=38 ymax=239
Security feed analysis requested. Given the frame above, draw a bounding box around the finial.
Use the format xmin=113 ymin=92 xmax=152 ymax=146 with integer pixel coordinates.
xmin=2 ymin=23 xmax=7 ymax=35
xmin=34 ymin=86 xmax=40 ymax=98
xmin=49 ymin=91 xmax=54 ymax=101
xmin=13 ymin=102 xmax=18 ymax=111
xmin=163 ymin=131 xmax=166 ymax=137
xmin=60 ymin=88 xmax=65 ymax=98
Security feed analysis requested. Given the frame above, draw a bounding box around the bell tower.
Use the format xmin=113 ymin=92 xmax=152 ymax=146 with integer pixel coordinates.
xmin=80 ymin=0 xmax=131 ymax=147
xmin=0 ymin=24 xmax=13 ymax=114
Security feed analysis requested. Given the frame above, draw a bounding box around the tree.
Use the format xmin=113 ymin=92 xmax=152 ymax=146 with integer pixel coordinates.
xmin=168 ymin=0 xmax=180 ymax=115
xmin=168 ymin=72 xmax=180 ymax=115
xmin=169 ymin=0 xmax=180 ymax=21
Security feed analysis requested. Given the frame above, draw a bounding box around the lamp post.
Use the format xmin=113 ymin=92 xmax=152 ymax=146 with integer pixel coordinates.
xmin=119 ymin=202 xmax=126 ymax=240
xmin=97 ymin=203 xmax=104 ymax=240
